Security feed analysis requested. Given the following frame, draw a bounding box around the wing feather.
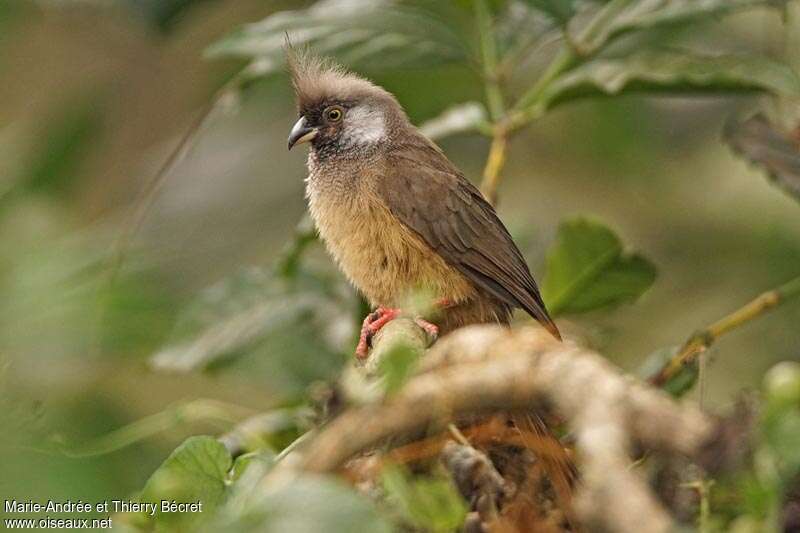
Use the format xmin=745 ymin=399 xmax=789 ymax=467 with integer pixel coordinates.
xmin=379 ymin=138 xmax=560 ymax=339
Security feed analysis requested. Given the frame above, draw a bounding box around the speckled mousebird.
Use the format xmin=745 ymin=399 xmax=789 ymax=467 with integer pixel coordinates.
xmin=286 ymin=48 xmax=561 ymax=358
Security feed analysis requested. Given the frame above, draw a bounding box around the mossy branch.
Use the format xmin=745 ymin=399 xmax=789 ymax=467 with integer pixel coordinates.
xmin=266 ymin=323 xmax=719 ymax=533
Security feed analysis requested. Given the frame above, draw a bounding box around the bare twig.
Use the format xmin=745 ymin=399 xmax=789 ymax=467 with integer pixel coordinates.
xmin=442 ymin=440 xmax=506 ymax=526
xmin=650 ymin=275 xmax=800 ymax=387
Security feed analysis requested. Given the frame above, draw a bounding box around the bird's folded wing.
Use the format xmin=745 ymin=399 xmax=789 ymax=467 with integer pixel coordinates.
xmin=379 ymin=141 xmax=559 ymax=338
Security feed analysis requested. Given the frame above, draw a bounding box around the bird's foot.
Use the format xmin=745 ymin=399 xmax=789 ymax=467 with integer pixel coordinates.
xmin=434 ymin=297 xmax=455 ymax=309
xmin=356 ymin=307 xmax=400 ymax=359
xmin=355 ymin=308 xmax=441 ymax=359
xmin=414 ymin=317 xmax=439 ymax=342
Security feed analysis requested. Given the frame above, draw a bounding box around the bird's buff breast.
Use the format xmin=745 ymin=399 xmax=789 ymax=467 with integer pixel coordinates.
xmin=305 ymin=172 xmax=473 ymax=307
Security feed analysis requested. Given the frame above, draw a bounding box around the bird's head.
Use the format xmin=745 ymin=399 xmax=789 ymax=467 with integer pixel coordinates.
xmin=286 ymin=48 xmax=406 ymax=157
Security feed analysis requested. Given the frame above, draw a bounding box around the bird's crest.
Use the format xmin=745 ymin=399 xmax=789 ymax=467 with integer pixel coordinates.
xmin=284 ymin=40 xmax=386 ymax=112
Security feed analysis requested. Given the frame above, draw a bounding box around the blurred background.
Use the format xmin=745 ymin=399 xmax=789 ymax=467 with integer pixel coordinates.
xmin=1 ymin=0 xmax=799 ymax=521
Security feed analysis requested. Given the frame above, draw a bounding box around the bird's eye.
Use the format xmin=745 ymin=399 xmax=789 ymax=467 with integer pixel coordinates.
xmin=325 ymin=107 xmax=343 ymax=122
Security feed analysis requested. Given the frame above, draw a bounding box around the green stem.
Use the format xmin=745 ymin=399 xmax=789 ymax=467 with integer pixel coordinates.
xmin=650 ymin=275 xmax=800 ymax=387
xmin=63 ymin=399 xmax=248 ymax=457
xmin=474 ymin=0 xmax=505 ymax=122
xmin=507 ymin=46 xmax=577 ymax=130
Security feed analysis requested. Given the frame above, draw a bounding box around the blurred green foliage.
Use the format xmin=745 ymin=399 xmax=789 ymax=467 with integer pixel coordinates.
xmin=381 ymin=463 xmax=469 ymax=532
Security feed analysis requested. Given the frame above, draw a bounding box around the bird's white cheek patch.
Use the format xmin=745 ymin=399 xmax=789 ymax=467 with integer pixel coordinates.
xmin=344 ymin=106 xmax=386 ymax=145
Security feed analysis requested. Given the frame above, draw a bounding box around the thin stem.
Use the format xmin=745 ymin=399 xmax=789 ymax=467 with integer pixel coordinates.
xmin=447 ymin=423 xmax=471 ymax=446
xmin=480 ymin=126 xmax=509 ymax=205
xmin=650 ymin=275 xmax=800 ymax=387
xmin=474 ymin=0 xmax=505 ymax=122
xmin=63 ymin=399 xmax=250 ymax=457
xmin=104 ymin=77 xmax=242 ymax=286
xmin=508 ymin=46 xmax=577 ymax=130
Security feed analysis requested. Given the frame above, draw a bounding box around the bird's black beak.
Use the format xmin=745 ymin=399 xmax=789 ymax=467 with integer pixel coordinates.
xmin=287 ymin=116 xmax=318 ymax=150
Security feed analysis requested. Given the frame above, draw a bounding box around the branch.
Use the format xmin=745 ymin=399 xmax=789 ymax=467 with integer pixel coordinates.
xmin=473 ymin=0 xmax=505 ymax=123
xmin=473 ymin=0 xmax=510 ymax=206
xmin=650 ymin=275 xmax=800 ymax=387
xmin=477 ymin=44 xmax=578 ymax=204
xmin=479 ymin=126 xmax=509 ymax=205
xmin=442 ymin=440 xmax=506 ymax=527
xmin=266 ymin=323 xmax=716 ymax=533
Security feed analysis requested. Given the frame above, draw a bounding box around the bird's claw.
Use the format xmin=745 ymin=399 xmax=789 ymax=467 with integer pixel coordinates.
xmin=414 ymin=317 xmax=439 ymax=343
xmin=356 ymin=307 xmax=400 ymax=359
xmin=355 ymin=308 xmax=441 ymax=359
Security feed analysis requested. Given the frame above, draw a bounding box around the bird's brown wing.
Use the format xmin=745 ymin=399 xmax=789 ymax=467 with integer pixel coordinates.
xmin=379 ymin=139 xmax=560 ymax=339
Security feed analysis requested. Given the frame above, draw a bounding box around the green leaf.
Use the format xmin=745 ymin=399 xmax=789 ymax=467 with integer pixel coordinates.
xmin=542 ymin=217 xmax=656 ymax=315
xmin=229 ymin=450 xmax=274 ymax=483
xmin=382 ymin=464 xmax=468 ymax=533
xmin=214 ymin=474 xmax=393 ymax=533
xmin=541 ymin=50 xmax=800 ymax=110
xmin=523 ymin=0 xmax=576 ymax=24
xmin=139 ymin=436 xmax=233 ymax=526
xmin=570 ymin=0 xmax=790 ymax=55
xmin=418 ymin=101 xmax=489 ymax=140
xmin=206 ymin=0 xmax=466 ymax=78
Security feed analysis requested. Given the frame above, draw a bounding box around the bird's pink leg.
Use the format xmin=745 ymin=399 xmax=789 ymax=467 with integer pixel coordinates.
xmin=356 ymin=307 xmax=400 ymax=359
xmin=414 ymin=318 xmax=439 ymax=341
xmin=355 ymin=300 xmax=452 ymax=358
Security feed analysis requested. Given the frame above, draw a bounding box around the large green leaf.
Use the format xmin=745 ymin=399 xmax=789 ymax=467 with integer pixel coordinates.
xmin=213 ymin=474 xmax=393 ymax=533
xmin=542 ymin=217 xmax=656 ymax=315
xmin=541 ymin=50 xmax=800 ymax=110
xmin=570 ymin=0 xmax=789 ymax=55
xmin=139 ymin=436 xmax=233 ymax=527
xmin=206 ymin=0 xmax=466 ymax=78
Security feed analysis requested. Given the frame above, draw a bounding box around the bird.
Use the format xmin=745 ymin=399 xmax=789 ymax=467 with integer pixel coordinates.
xmin=286 ymin=48 xmax=561 ymax=358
